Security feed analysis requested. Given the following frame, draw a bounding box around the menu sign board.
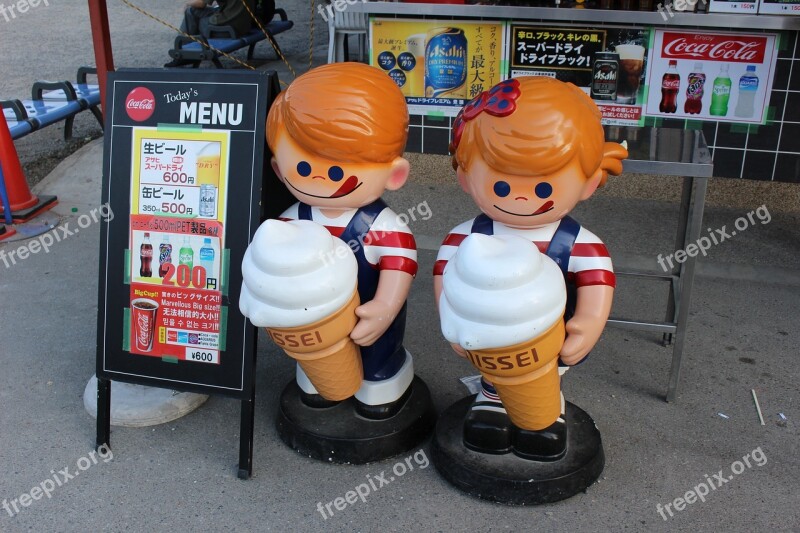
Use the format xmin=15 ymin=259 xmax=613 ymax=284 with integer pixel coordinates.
xmin=509 ymin=25 xmax=651 ymax=126
xmin=643 ymin=30 xmax=778 ymax=124
xmin=97 ymin=69 xmax=271 ymax=396
xmin=370 ymin=18 xmax=507 ymax=116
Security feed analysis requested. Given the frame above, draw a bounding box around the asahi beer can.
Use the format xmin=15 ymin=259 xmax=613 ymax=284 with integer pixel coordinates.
xmin=591 ymin=52 xmax=619 ymax=101
xmin=424 ymin=27 xmax=468 ymax=99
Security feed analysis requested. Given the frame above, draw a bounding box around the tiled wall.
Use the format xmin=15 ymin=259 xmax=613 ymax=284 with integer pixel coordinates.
xmin=405 ymin=29 xmax=800 ymax=182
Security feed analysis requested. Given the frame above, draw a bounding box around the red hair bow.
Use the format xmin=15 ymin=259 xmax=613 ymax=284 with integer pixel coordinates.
xmin=451 ymin=79 xmax=521 ymax=152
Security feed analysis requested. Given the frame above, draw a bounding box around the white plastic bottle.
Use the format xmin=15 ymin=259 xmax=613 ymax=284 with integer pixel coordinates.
xmin=734 ymin=65 xmax=759 ymax=118
xmin=199 ymin=237 xmax=215 ymax=283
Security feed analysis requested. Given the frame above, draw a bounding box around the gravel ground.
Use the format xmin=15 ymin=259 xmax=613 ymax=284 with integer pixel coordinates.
xmin=0 ymin=0 xmax=329 ymax=187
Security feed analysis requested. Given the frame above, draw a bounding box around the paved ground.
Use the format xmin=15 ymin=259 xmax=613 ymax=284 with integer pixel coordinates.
xmin=2 ymin=2 xmax=800 ymax=532
xmin=0 ymin=137 xmax=798 ymax=532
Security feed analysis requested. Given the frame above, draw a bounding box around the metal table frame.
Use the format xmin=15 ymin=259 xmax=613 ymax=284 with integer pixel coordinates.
xmin=604 ymin=128 xmax=713 ymax=402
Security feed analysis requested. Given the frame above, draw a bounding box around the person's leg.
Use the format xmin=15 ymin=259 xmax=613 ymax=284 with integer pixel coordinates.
xmin=168 ymin=7 xmax=215 ymax=68
xmin=181 ymin=6 xmax=216 ymax=35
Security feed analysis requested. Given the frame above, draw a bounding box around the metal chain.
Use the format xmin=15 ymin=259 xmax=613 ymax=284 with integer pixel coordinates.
xmin=119 ymin=0 xmax=257 ymax=71
xmin=240 ymin=0 xmax=297 ymax=78
xmin=118 ymin=0 xmax=293 ymax=86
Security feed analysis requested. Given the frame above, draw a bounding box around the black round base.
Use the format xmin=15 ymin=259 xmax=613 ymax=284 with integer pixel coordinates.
xmin=276 ymin=376 xmax=436 ymax=465
xmin=431 ymin=396 xmax=604 ymax=505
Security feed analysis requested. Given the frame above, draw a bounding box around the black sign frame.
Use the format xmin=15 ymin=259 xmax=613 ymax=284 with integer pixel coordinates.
xmin=95 ymin=69 xmax=279 ymax=478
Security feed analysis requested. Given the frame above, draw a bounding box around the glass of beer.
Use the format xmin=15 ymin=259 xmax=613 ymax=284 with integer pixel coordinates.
xmin=401 ymin=33 xmax=426 ymax=97
xmin=615 ymin=44 xmax=645 ymax=105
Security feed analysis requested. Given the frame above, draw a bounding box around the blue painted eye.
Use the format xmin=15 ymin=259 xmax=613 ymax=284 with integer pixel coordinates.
xmin=493 ymin=181 xmax=510 ymax=198
xmin=502 ymin=85 xmax=514 ymax=93
xmin=296 ymin=161 xmax=311 ymax=177
xmin=328 ymin=166 xmax=344 ymax=182
xmin=535 ymin=182 xmax=553 ymax=199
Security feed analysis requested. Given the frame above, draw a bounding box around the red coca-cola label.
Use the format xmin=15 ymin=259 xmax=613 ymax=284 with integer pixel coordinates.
xmin=662 ymin=77 xmax=680 ymax=89
xmin=137 ymin=314 xmax=151 ymax=348
xmin=661 ymin=32 xmax=767 ymax=63
xmin=125 ymin=87 xmax=156 ymax=122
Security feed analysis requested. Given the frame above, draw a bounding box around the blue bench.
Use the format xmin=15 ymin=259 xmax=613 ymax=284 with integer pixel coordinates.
xmin=38 ymin=66 xmax=103 ymax=128
xmin=168 ymin=8 xmax=293 ymax=69
xmin=1 ymin=67 xmax=103 ymax=141
xmin=2 ymin=100 xmax=35 ymax=140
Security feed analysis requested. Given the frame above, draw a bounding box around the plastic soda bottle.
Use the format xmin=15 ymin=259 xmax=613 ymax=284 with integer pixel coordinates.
xmin=659 ymin=60 xmax=680 ymax=114
xmin=140 ymin=232 xmax=153 ymax=277
xmin=158 ymin=235 xmax=172 ymax=278
xmin=684 ymin=62 xmax=706 ymax=115
xmin=710 ymin=64 xmax=732 ymax=117
xmin=734 ymin=65 xmax=759 ymax=118
xmin=199 ymin=238 xmax=215 ymax=281
xmin=179 ymin=236 xmax=194 ymax=271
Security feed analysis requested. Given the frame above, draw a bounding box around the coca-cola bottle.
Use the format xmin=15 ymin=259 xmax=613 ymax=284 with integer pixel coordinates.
xmin=140 ymin=232 xmax=153 ymax=277
xmin=659 ymin=60 xmax=680 ymax=114
xmin=684 ymin=62 xmax=706 ymax=115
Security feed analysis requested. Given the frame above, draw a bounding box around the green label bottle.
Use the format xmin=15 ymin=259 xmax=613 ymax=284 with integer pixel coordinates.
xmin=179 ymin=236 xmax=194 ymax=270
xmin=710 ymin=64 xmax=732 ymax=117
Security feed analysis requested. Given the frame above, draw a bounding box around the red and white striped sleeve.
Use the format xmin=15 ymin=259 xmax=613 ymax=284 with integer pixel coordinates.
xmin=568 ymin=227 xmax=615 ymax=288
xmin=433 ymin=219 xmax=474 ymax=276
xmin=363 ymin=208 xmax=418 ymax=276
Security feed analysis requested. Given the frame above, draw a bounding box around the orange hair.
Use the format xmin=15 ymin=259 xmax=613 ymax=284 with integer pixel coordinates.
xmin=452 ymin=77 xmax=626 ymax=186
xmin=267 ymin=63 xmax=409 ymax=163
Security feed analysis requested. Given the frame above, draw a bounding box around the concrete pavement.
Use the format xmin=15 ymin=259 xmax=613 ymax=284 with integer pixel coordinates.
xmin=0 ymin=138 xmax=798 ymax=532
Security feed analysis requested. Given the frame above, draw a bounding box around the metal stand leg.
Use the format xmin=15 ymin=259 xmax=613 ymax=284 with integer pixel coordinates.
xmin=96 ymin=377 xmax=111 ymax=451
xmin=238 ymin=336 xmax=257 ymax=479
xmin=237 ymin=388 xmax=256 ymax=479
xmin=663 ymin=175 xmax=694 ymax=346
xmin=666 ymin=176 xmax=707 ymax=402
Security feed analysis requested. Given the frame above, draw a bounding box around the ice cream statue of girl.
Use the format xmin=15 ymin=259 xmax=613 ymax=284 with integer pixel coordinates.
xmin=240 ymin=63 xmax=434 ymax=463
xmin=432 ymin=77 xmax=627 ymax=498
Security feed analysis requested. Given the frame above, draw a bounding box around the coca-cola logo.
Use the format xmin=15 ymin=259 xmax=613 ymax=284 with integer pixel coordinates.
xmin=662 ymin=78 xmax=681 ymax=90
xmin=137 ymin=314 xmax=150 ymax=345
xmin=125 ymin=87 xmax=156 ymax=122
xmin=661 ymin=32 xmax=766 ymax=63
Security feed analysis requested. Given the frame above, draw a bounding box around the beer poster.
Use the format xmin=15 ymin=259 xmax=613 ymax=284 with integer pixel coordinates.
xmin=97 ymin=70 xmax=273 ymax=395
xmin=370 ymin=18 xmax=507 ymax=116
xmin=129 ymin=128 xmax=229 ymax=363
xmin=509 ymin=25 xmax=651 ymax=126
xmin=644 ymin=30 xmax=779 ymax=124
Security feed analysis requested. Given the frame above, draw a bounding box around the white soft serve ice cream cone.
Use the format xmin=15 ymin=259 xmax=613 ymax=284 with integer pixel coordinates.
xmin=439 ymin=233 xmax=567 ymax=430
xmin=239 ymin=219 xmax=362 ymax=400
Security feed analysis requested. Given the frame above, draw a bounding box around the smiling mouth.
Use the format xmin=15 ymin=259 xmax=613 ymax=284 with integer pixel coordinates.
xmin=493 ymin=201 xmax=554 ymax=217
xmin=285 ymin=176 xmax=362 ymax=199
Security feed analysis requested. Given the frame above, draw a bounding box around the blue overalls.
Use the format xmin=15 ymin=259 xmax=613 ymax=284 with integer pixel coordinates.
xmin=298 ymin=200 xmax=408 ymax=382
xmin=470 ymin=214 xmax=583 ymax=368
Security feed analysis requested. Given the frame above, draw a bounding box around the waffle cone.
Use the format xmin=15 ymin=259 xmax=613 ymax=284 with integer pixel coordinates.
xmin=465 ymin=319 xmax=565 ymax=431
xmin=267 ymin=291 xmax=362 ymax=401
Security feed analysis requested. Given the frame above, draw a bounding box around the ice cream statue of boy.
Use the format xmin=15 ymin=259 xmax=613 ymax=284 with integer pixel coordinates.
xmin=433 ymin=77 xmax=627 ymax=465
xmin=254 ymin=63 xmax=435 ymax=461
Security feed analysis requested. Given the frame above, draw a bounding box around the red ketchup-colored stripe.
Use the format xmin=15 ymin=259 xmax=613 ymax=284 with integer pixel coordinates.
xmin=433 ymin=259 xmax=448 ymax=276
xmin=442 ymin=233 xmax=467 ymax=247
xmin=380 ymin=256 xmax=418 ymax=276
xmin=574 ymin=269 xmax=616 ymax=288
xmin=365 ymin=230 xmax=416 ymax=249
